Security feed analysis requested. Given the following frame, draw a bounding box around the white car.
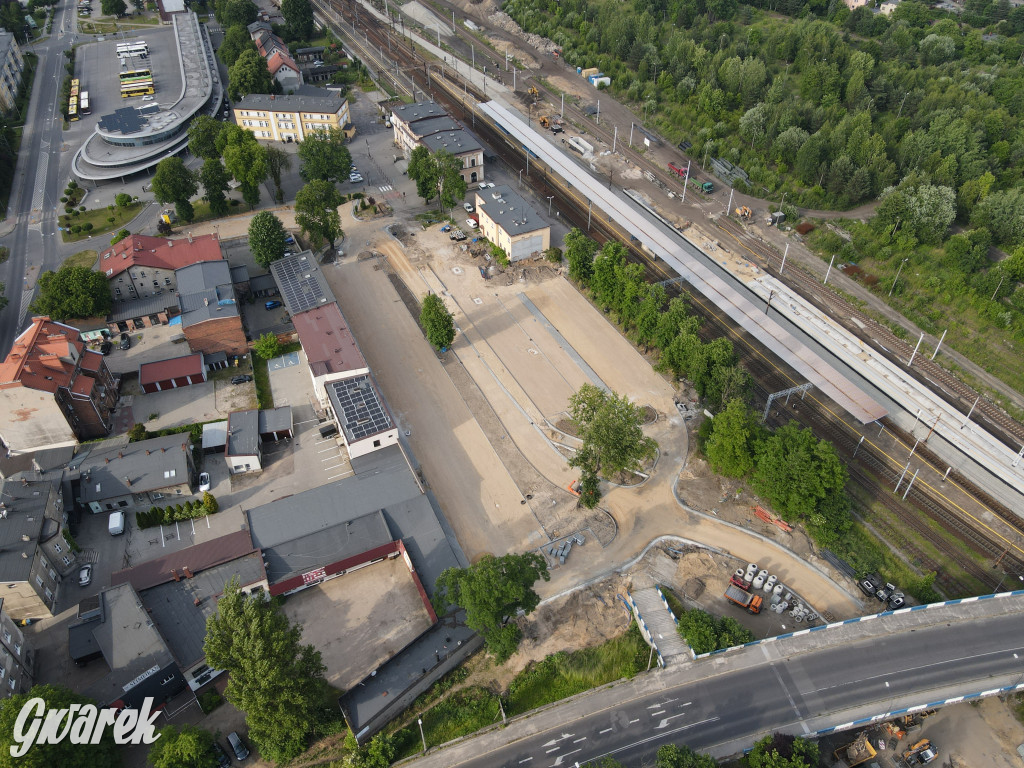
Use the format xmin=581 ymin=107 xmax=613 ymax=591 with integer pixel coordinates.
xmin=199 ymin=472 xmax=211 ymax=492
xmin=142 ymin=95 xmax=155 ymax=102
xmin=79 ymin=564 xmax=93 ymax=587
xmin=479 ymin=182 xmax=495 ymax=189
xmin=463 ymin=202 xmax=475 ymax=212
xmin=349 ymin=174 xmax=363 ymax=183
xmin=466 ymin=218 xmax=478 ymax=229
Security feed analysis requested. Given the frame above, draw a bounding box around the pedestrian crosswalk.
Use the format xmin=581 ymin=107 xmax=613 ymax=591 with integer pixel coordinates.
xmin=378 ymin=185 xmax=393 ymax=193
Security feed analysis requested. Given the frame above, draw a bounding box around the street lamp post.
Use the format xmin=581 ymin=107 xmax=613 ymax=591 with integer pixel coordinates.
xmin=417 ymin=717 xmax=427 ymax=752
xmin=889 ymin=258 xmax=909 ymax=297
xmin=547 ymin=195 xmax=554 ymax=215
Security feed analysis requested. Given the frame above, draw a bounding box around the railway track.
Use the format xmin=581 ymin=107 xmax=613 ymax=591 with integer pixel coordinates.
xmin=321 ymin=2 xmax=1024 ymax=594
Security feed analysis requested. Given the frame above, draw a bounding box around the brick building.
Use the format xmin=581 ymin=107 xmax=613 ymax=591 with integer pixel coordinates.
xmin=177 ymin=261 xmax=247 ymax=357
xmin=0 ymin=318 xmax=118 ymax=453
xmin=97 ymin=233 xmax=223 ymax=306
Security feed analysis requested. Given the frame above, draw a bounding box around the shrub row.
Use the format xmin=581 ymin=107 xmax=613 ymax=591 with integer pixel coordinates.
xmin=136 ymin=493 xmax=219 ymax=529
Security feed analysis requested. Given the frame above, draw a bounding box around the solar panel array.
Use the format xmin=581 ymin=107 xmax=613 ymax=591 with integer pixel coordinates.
xmin=98 ymin=107 xmax=146 ymax=134
xmin=328 ymin=375 xmax=392 ymax=441
xmin=269 ymin=252 xmax=334 ymax=315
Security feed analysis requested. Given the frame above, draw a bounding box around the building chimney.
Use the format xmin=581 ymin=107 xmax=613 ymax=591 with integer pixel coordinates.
xmin=187 ymin=232 xmax=193 ymax=243
xmin=193 ymin=597 xmax=201 ymax=606
xmin=167 ymin=240 xmax=173 ymax=247
xmin=146 ymin=450 xmax=151 ymax=455
xmin=104 ymin=458 xmax=110 ymax=464
xmin=203 ymin=298 xmax=209 ymax=306
xmin=125 ymin=477 xmax=132 ymax=487
xmin=170 ymin=569 xmax=180 ymax=582
xmin=182 ymin=443 xmax=187 ymax=451
xmin=118 ymin=452 xmax=123 ymax=459
xmin=183 ymin=566 xmax=193 ymax=578
xmin=161 ymin=447 xmax=166 ymax=453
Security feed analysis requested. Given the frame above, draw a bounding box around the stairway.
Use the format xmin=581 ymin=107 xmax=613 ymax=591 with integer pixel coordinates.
xmin=631 ymin=588 xmax=690 ymax=662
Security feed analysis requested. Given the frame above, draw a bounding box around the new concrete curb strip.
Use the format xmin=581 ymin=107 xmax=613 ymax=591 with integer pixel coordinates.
xmin=696 ymin=588 xmax=1024 ymax=659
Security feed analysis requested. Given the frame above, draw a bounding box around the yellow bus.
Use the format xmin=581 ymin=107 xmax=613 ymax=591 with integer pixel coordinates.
xmin=119 ymin=68 xmax=152 ymax=82
xmin=121 ymin=83 xmax=155 ymax=98
xmin=68 ymin=96 xmax=79 ymax=121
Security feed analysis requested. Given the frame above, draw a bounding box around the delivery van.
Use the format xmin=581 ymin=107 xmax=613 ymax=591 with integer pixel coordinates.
xmin=108 ymin=511 xmax=125 ymax=536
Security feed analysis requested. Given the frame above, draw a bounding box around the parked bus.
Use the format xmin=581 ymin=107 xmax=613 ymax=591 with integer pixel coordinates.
xmin=119 ymin=68 xmax=152 ymax=82
xmin=70 ymin=78 xmax=80 ymax=98
xmin=68 ymin=96 xmax=79 ymax=121
xmin=119 ymin=74 xmax=153 ymax=88
xmin=116 ymin=42 xmax=149 ymax=59
xmin=80 ymin=90 xmax=90 ymax=115
xmin=121 ymin=84 xmax=155 ymax=98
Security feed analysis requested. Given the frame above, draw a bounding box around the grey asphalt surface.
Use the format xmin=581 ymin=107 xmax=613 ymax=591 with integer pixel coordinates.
xmin=407 ymin=596 xmax=1024 ymax=768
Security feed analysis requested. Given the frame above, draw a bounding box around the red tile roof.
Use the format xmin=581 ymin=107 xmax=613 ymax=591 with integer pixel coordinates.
xmin=70 ymin=375 xmax=95 ymax=397
xmin=79 ymin=349 xmax=104 ymax=373
xmin=267 ymin=50 xmax=299 ymax=76
xmin=97 ymin=234 xmax=223 ymax=280
xmin=139 ymin=353 xmax=204 ymax=386
xmin=292 ymin=303 xmax=366 ymax=377
xmin=0 ymin=317 xmax=85 ymax=393
xmin=110 ymin=530 xmax=256 ymax=592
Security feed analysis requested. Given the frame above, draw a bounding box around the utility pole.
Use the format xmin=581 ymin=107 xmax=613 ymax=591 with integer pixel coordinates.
xmin=780 ymin=243 xmax=789 ymax=274
xmin=612 ymin=126 xmax=617 ymax=153
xmin=560 ymin=93 xmax=564 ymax=118
xmin=725 ymin=188 xmax=734 ymax=216
xmin=628 ymin=122 xmax=634 ymax=148
xmin=596 ymin=99 xmax=600 ymax=125
xmin=889 ymin=258 xmax=908 ymax=297
xmin=931 ymin=328 xmax=946 ymax=360
xmin=824 ymin=254 xmax=836 ymax=285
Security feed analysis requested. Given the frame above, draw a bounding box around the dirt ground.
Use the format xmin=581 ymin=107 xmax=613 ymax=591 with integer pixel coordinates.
xmin=281 ymin=557 xmax=434 ymax=691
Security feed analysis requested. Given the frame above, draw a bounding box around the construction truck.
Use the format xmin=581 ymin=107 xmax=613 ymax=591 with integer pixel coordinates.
xmin=724 ymin=583 xmax=762 ymax=614
xmin=833 ymin=732 xmax=877 ymax=767
xmin=689 ymin=178 xmax=714 ymax=194
xmin=903 ymin=739 xmax=938 ymax=765
xmin=735 ymin=206 xmax=752 ymax=220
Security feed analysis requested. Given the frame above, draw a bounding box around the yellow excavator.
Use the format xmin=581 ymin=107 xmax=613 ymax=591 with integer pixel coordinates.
xmin=527 ymin=85 xmax=540 ymax=99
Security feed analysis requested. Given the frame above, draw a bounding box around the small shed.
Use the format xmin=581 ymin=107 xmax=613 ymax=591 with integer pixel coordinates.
xmin=202 ymin=421 xmax=228 ymax=455
xmin=258 ymin=406 xmax=293 ymax=441
xmin=139 ymin=353 xmax=207 ymax=393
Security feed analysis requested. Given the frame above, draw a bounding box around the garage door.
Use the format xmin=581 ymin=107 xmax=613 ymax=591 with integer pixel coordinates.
xmin=511 ymin=234 xmax=545 ymax=262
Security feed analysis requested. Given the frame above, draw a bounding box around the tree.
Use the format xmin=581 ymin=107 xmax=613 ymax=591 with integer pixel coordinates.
xmin=202 ymin=492 xmax=219 ymax=514
xmin=265 ymin=145 xmax=291 ymax=203
xmin=199 ymin=159 xmax=231 ymax=218
xmin=676 ymin=608 xmax=718 ymax=654
xmin=253 ymin=331 xmax=283 ymax=359
xmin=434 ymin=553 xmax=550 ymax=662
xmin=228 ymin=48 xmax=274 ymax=102
xmin=147 ymin=725 xmax=216 ymax=768
xmin=151 ymin=157 xmax=198 ymax=224
xmin=751 ymin=421 xmax=848 ymax=523
xmin=31 ymin=264 xmax=112 ymax=319
xmin=100 ymin=0 xmax=126 ymax=16
xmin=704 ymin=398 xmax=759 ymax=478
xmin=216 ymin=0 xmax=258 ymax=27
xmin=297 ymin=129 xmax=352 ymax=185
xmin=420 ymin=293 xmax=456 ymax=350
xmin=748 ymin=734 xmax=819 ymax=768
xmin=188 ymin=115 xmax=224 ymax=161
xmin=407 ymin=145 xmax=438 ymax=205
xmin=128 ymin=423 xmax=148 ymax=441
xmin=110 ymin=228 xmax=130 ymax=245
xmin=221 ymin=125 xmax=268 ymax=209
xmin=217 ymin=24 xmax=256 ymax=68
xmin=247 ymin=211 xmax=288 ymax=269
xmin=567 ymin=384 xmax=658 ymax=481
xmin=0 ymin=685 xmax=121 ymax=768
xmin=203 ymin=578 xmax=327 ymax=764
xmin=281 ymin=0 xmax=314 ymax=40
xmin=406 ymin=148 xmax=467 ymax=213
xmin=564 ymin=228 xmax=597 ymax=285
xmin=114 ymin=192 xmax=132 ymax=208
xmin=656 ymin=744 xmax=719 ymax=768
xmin=294 ymin=179 xmax=343 ymax=250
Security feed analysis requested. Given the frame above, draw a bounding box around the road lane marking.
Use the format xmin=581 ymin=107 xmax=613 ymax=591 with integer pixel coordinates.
xmin=650 ymin=710 xmax=665 ymax=716
xmin=598 ymin=728 xmax=612 ymax=734
xmin=586 ymin=717 xmax=720 ymax=763
xmin=519 ymin=759 xmax=533 ymax=764
xmin=573 ymin=737 xmax=586 ymax=743
xmin=545 ymin=748 xmax=559 ymax=754
xmin=628 ymin=719 xmax=638 ymax=724
xmin=542 ymin=734 xmax=575 ymax=747
xmin=654 ymin=713 xmax=688 ymax=729
xmin=551 ymin=750 xmax=581 ymax=766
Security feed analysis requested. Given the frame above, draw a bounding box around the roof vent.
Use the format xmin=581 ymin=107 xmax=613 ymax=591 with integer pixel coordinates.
xmin=117 ymin=452 xmax=123 ymax=459
xmin=20 ymin=535 xmax=30 ymax=542
xmin=183 ymin=566 xmax=193 ymax=578
xmin=170 ymin=569 xmax=180 ymax=582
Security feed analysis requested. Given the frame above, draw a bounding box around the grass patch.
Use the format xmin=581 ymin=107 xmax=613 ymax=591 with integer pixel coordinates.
xmin=168 ymin=197 xmax=244 ymax=230
xmin=252 ymin=354 xmax=272 ymax=409
xmin=59 ymin=202 xmax=144 ymax=243
xmin=392 ymin=687 xmax=501 ymax=759
xmin=506 ymin=621 xmax=649 ymax=715
xmin=64 ymin=249 xmax=98 ymax=270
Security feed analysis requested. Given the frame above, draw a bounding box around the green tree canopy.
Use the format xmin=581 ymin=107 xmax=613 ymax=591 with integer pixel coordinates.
xmin=264 ymin=145 xmax=291 ymax=203
xmin=297 ymin=129 xmax=352 ymax=185
xmin=704 ymin=398 xmax=760 ymax=478
xmin=567 ymin=384 xmax=658 ymax=482
xmin=151 ymin=157 xmax=198 ymax=223
xmin=228 ymin=48 xmax=275 ymax=102
xmin=407 ymin=148 xmax=467 ymax=212
xmin=420 ymin=293 xmax=456 ymax=350
xmin=220 ymin=125 xmax=268 ymax=209
xmin=247 ymin=211 xmax=288 ymax=269
xmin=31 ymin=264 xmax=112 ymax=320
xmin=0 ymin=685 xmax=121 ymax=768
xmin=281 ymin=0 xmax=314 ymax=40
xmin=294 ymin=180 xmax=344 ymax=249
xmin=751 ymin=421 xmax=848 ymax=523
xmin=434 ymin=553 xmax=550 ymax=662
xmin=147 ymin=725 xmax=216 ymax=768
xmin=748 ymin=734 xmax=819 ymax=768
xmin=203 ymin=578 xmax=327 ymax=763
xmin=100 ymin=0 xmax=126 ymax=16
xmin=217 ymin=24 xmax=256 ymax=68
xmin=216 ymin=0 xmax=258 ymax=27
xmin=253 ymin=331 xmax=283 ymax=359
xmin=188 ymin=115 xmax=224 ymax=161
xmin=656 ymin=744 xmax=720 ymax=768
xmin=199 ymin=159 xmax=231 ymax=218
xmin=563 ymin=228 xmax=597 ymax=285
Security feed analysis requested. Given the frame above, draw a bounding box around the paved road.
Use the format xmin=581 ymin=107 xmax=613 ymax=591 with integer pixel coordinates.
xmin=408 ymin=599 xmax=1024 ymax=767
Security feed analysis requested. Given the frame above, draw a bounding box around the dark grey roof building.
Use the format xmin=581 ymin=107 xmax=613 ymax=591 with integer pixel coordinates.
xmin=269 ymin=251 xmax=335 ymax=316
xmin=77 ymin=433 xmax=196 ymax=512
xmin=176 ymin=261 xmax=239 ymax=328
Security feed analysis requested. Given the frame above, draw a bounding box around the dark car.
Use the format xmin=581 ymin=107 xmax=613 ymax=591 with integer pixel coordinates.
xmin=265 ymin=300 xmax=283 ymax=310
xmin=227 ymin=732 xmax=250 ymax=761
xmin=230 ymin=375 xmax=253 ymax=385
xmin=210 ymin=742 xmax=231 ymax=768
xmin=119 ymin=333 xmax=130 ymax=350
xmin=99 ymin=341 xmax=113 ymax=355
